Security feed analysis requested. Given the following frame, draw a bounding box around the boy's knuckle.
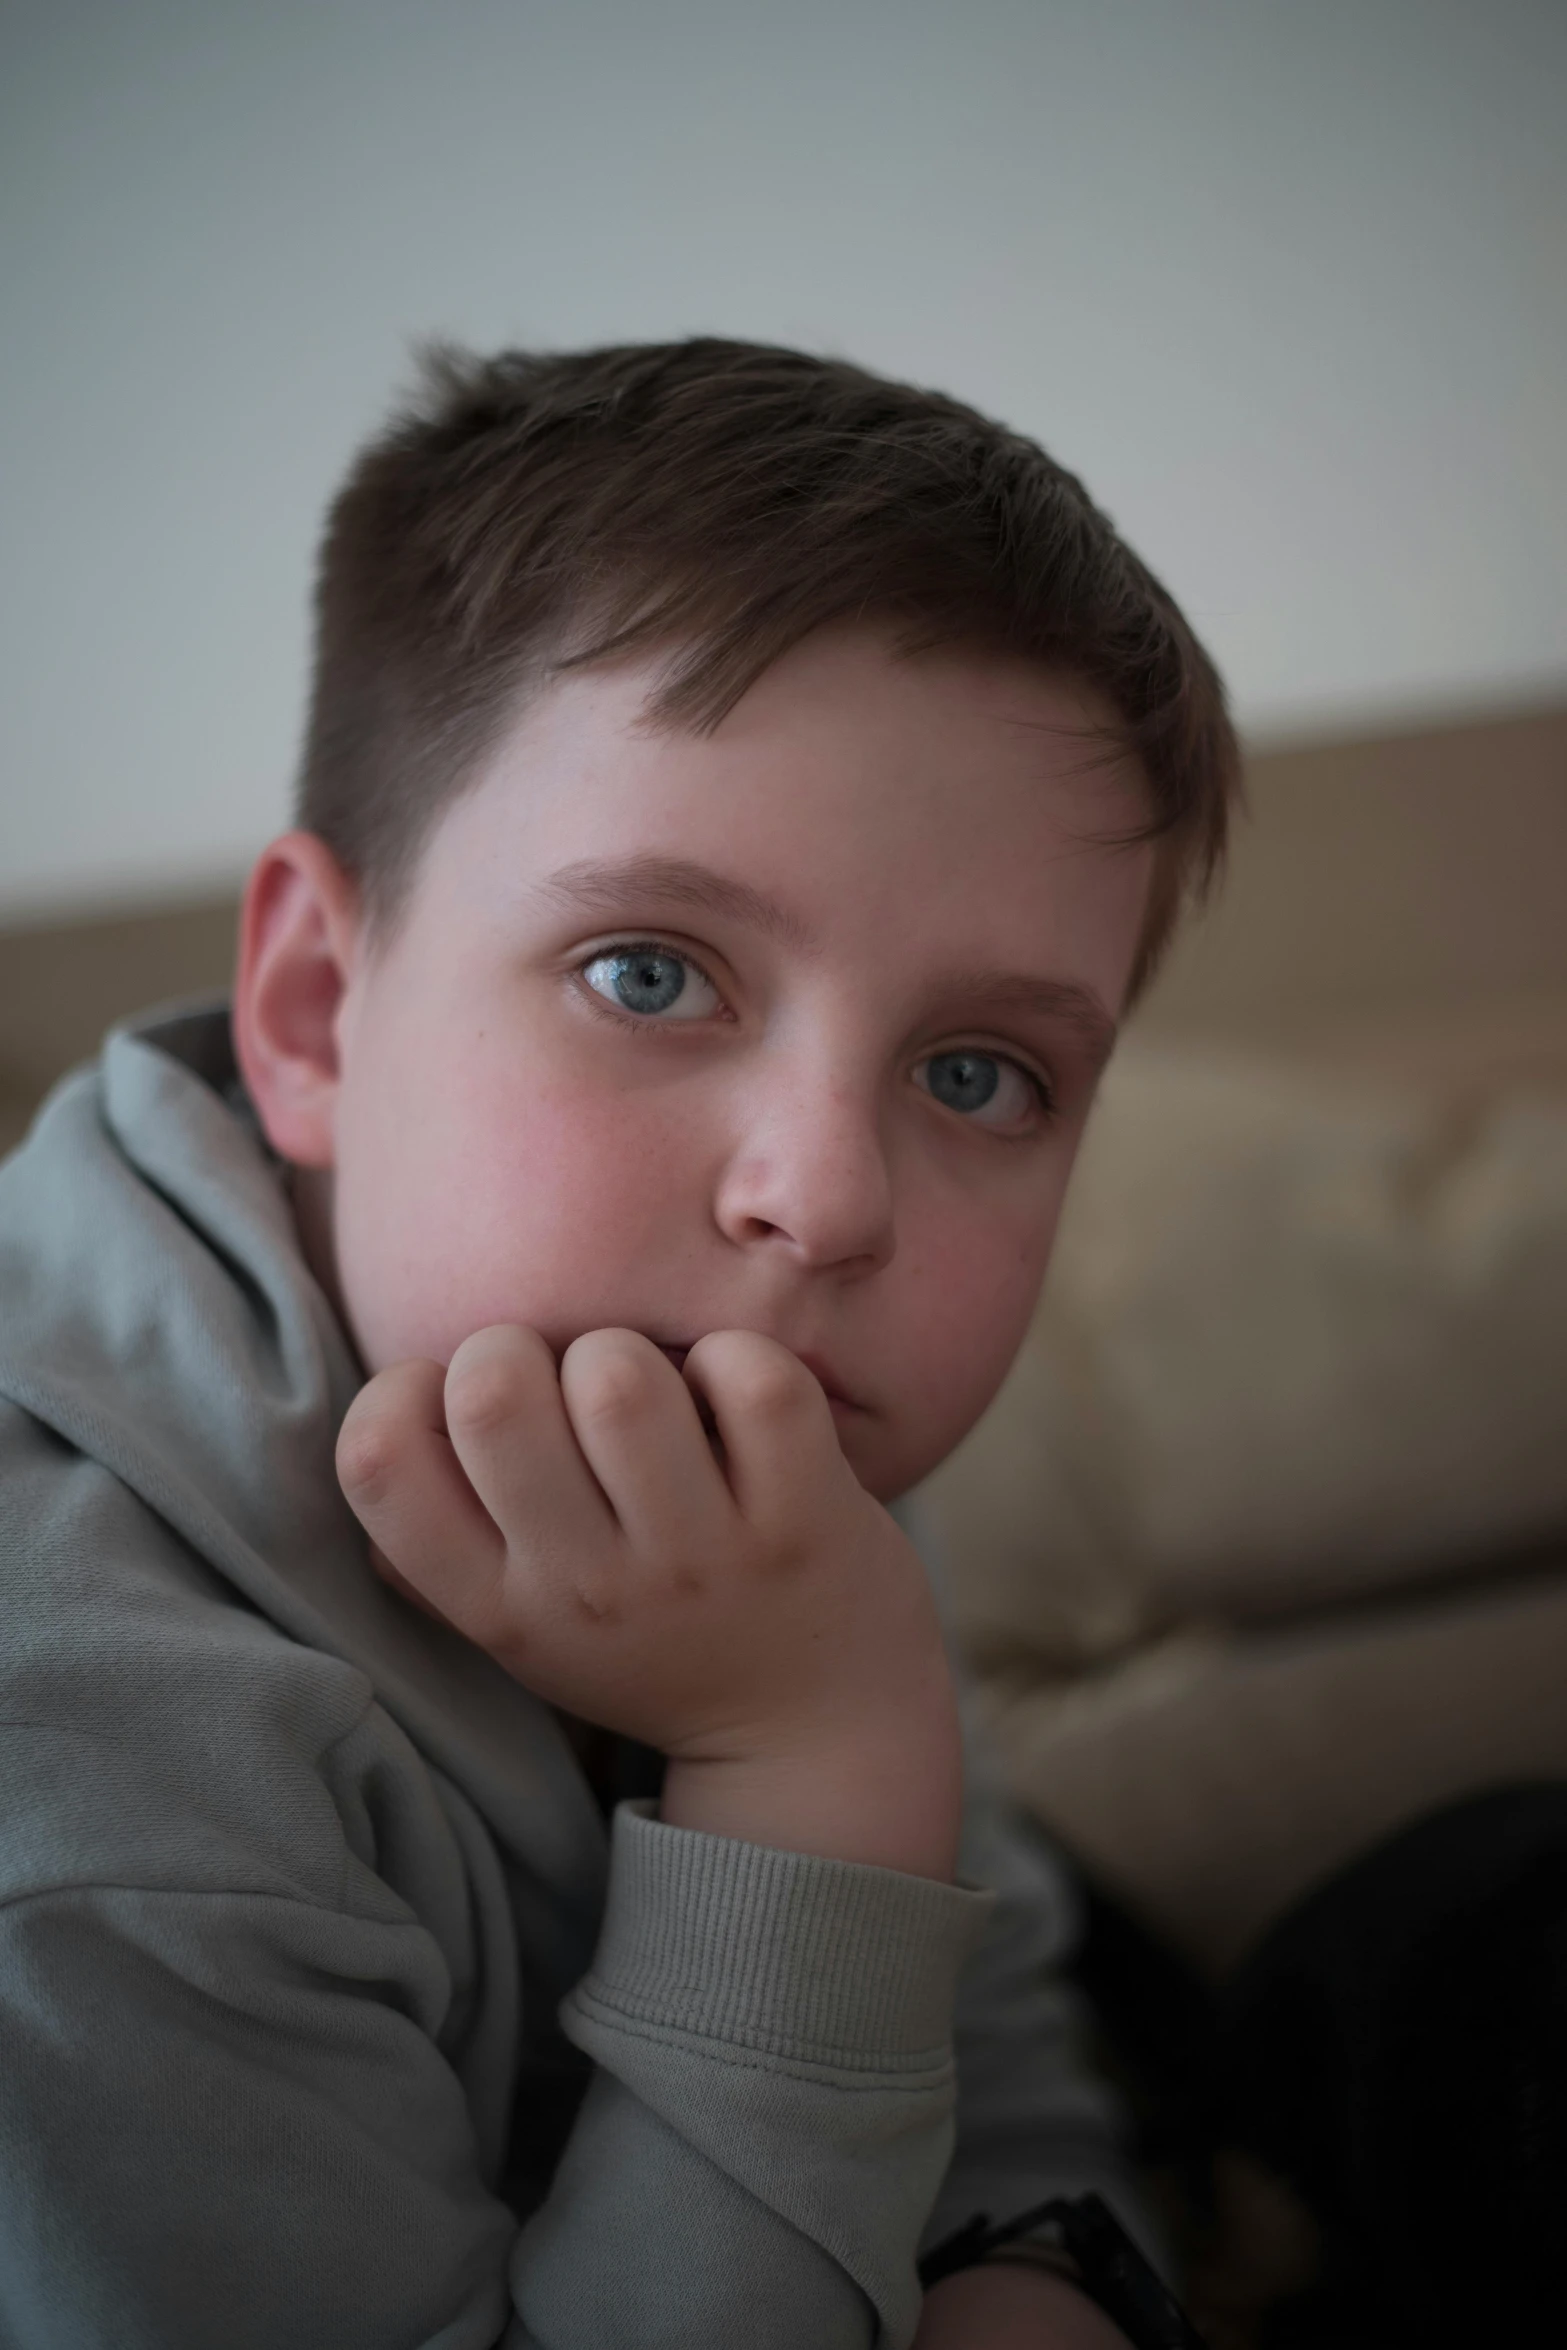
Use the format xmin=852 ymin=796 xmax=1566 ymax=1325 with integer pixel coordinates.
xmin=577 ymin=1352 xmax=655 ymax=1426
xmin=336 ymin=1417 xmax=396 ymax=1505
xmin=732 ymin=1356 xmax=807 ymax=1421
xmin=446 ymin=1354 xmax=523 ymax=1435
xmin=569 ymin=1581 xmax=621 ymax=1626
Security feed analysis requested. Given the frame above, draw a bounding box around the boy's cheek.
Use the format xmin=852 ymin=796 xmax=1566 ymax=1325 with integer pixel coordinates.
xmin=330 ymin=1074 xmax=702 ymax=1371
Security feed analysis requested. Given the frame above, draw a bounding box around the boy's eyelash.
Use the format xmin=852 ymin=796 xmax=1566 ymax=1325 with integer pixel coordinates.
xmin=580 ymin=939 xmax=719 ymax=980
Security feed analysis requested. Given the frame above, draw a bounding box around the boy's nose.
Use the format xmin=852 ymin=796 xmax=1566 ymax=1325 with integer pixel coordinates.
xmin=711 ymin=1078 xmax=895 ymax=1277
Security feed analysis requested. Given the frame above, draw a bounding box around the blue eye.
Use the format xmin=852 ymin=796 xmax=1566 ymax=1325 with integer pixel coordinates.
xmin=916 ymin=1049 xmax=1044 ymax=1129
xmin=925 ymin=1051 xmax=998 ymax=1112
xmin=582 ymin=944 xmax=721 ymax=1021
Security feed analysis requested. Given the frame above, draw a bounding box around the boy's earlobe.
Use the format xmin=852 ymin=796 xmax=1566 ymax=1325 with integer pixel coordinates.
xmin=232 ymin=830 xmax=360 ymax=1170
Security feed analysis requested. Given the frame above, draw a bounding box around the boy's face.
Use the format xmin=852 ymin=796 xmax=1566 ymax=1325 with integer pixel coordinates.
xmin=322 ymin=626 xmax=1153 ymax=1501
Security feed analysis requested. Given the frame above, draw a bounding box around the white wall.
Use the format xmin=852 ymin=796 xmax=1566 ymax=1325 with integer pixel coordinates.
xmin=2 ymin=0 xmax=1563 ymax=918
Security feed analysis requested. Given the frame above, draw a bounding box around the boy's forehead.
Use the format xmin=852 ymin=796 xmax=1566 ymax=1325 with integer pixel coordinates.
xmin=481 ymin=624 xmax=1144 ymax=829
xmin=435 ymin=624 xmax=1156 ymax=1005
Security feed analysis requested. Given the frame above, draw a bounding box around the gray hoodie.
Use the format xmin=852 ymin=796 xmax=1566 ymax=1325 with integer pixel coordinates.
xmin=0 ymin=1006 xmax=1133 ymax=2350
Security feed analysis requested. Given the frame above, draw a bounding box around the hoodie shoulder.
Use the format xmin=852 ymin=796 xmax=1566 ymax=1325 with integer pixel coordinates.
xmin=0 ymin=1394 xmax=384 ymax=1913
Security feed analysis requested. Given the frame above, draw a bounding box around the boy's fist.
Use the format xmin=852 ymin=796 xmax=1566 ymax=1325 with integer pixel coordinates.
xmin=336 ymin=1327 xmax=963 ymax=1879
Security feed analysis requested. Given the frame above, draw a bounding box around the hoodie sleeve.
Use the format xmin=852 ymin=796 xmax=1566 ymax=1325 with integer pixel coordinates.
xmin=0 ymin=1807 xmax=988 ymax=2350
xmin=525 ymin=1770 xmax=1154 ymax=2350
xmin=519 ymin=1802 xmax=992 ymax=2347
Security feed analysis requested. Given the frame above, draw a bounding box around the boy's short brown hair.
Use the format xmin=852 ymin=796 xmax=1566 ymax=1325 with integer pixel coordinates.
xmin=297 ymin=337 xmax=1241 ymax=993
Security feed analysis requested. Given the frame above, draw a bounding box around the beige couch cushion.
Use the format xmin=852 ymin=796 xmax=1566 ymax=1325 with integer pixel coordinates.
xmin=975 ymin=1564 xmax=1567 ymax=1973
xmin=920 ymin=999 xmax=1567 ymax=1968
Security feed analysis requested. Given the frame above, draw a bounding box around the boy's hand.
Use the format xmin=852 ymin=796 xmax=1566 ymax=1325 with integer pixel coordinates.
xmin=337 ymin=1326 xmax=963 ymax=1879
xmin=915 ymin=2264 xmax=1134 ymax=2348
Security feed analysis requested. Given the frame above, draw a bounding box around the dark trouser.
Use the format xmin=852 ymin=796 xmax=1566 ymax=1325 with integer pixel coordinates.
xmin=1072 ymin=1784 xmax=1567 ymax=2349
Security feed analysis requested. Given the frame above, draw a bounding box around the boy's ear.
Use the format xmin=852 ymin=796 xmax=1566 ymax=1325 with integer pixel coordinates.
xmin=232 ymin=831 xmax=362 ymax=1169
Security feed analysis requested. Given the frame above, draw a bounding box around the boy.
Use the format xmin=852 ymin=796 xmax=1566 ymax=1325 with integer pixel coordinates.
xmin=0 ymin=339 xmax=1237 ymax=2347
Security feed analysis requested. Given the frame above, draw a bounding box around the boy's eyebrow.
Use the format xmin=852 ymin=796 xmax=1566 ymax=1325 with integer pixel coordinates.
xmin=934 ymin=971 xmax=1119 ymax=1067
xmin=535 ymin=855 xmax=813 ymax=949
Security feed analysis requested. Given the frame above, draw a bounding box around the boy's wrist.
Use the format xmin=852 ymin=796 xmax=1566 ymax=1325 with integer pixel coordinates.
xmin=659 ymin=1703 xmax=963 ymax=1881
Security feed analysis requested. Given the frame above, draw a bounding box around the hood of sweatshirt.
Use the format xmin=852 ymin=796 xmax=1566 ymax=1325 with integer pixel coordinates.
xmin=0 ymin=1001 xmax=608 ymax=1944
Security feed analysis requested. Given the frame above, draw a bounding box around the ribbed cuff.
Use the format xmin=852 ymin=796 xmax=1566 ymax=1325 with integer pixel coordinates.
xmin=571 ymin=1799 xmax=994 ymax=2070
